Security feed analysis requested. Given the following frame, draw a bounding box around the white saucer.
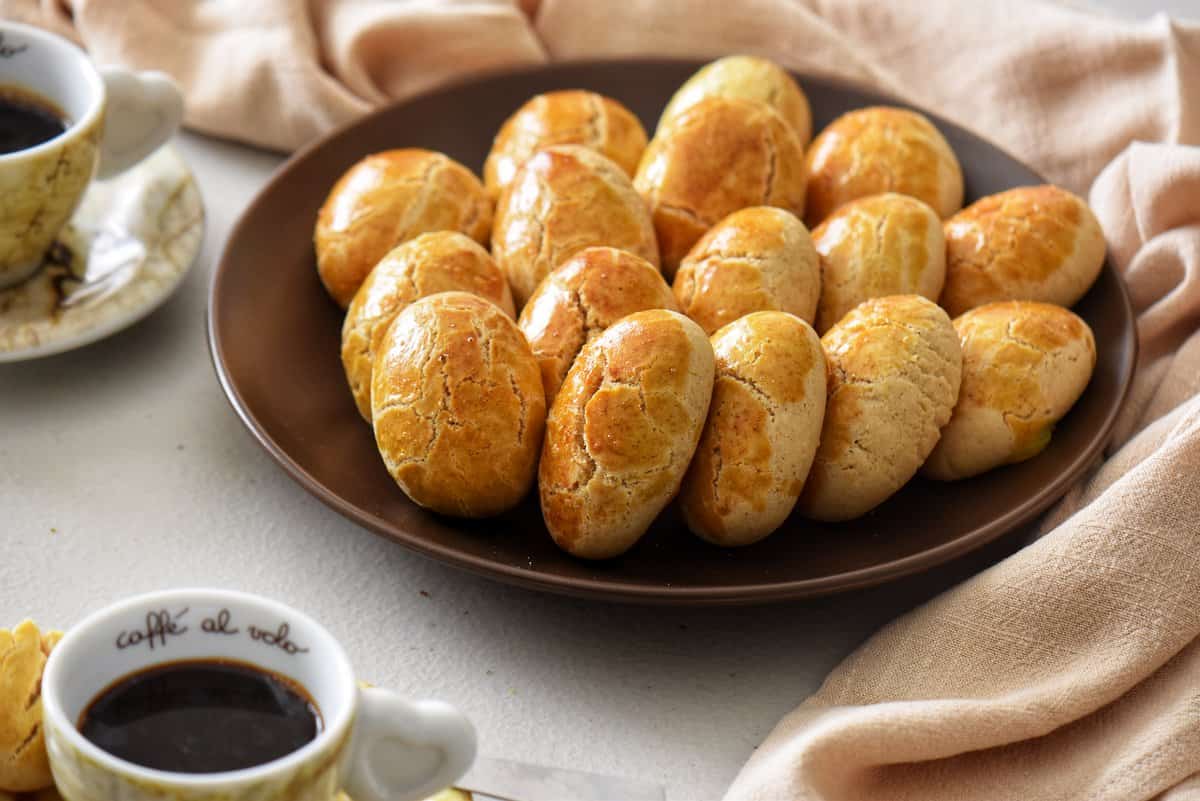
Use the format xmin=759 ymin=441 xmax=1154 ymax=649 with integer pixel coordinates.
xmin=0 ymin=143 xmax=203 ymax=362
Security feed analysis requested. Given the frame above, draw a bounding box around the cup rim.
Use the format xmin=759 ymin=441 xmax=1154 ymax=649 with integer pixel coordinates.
xmin=0 ymin=20 xmax=105 ymax=164
xmin=42 ymin=588 xmax=358 ymax=788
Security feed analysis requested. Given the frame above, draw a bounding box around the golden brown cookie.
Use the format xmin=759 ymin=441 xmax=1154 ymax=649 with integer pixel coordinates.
xmin=634 ymin=97 xmax=807 ymax=278
xmin=484 ymin=90 xmax=648 ymax=198
xmin=492 ymin=145 xmax=659 ymax=308
xmin=540 ymin=309 xmax=715 ymax=559
xmin=0 ymin=622 xmax=62 ymax=793
xmin=315 ymin=149 xmax=492 ymax=307
xmin=658 ymin=55 xmax=813 ymax=146
xmin=517 ymin=246 xmax=677 ymax=406
xmin=680 ymin=312 xmax=826 ymax=546
xmin=924 ymin=301 xmax=1096 ymax=480
xmin=812 ymin=193 xmax=946 ymax=333
xmin=672 ymin=206 xmax=820 ymax=335
xmin=372 ymin=292 xmax=545 ymax=517
xmin=797 ymin=295 xmax=962 ymax=521
xmin=940 ymin=185 xmax=1106 ymax=317
xmin=803 ymin=106 xmax=963 ymax=227
xmin=342 ymin=232 xmax=515 ymax=422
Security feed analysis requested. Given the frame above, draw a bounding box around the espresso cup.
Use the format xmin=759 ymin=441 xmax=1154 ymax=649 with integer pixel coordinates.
xmin=0 ymin=21 xmax=183 ymax=288
xmin=41 ymin=589 xmax=477 ymax=801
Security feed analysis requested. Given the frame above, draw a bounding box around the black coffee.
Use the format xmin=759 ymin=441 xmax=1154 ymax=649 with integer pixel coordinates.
xmin=0 ymin=87 xmax=67 ymax=154
xmin=78 ymin=659 xmax=322 ymax=774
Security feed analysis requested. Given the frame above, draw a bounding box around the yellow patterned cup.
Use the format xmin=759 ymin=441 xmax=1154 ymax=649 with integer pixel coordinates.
xmin=0 ymin=21 xmax=183 ymax=288
xmin=41 ymin=589 xmax=477 ymax=801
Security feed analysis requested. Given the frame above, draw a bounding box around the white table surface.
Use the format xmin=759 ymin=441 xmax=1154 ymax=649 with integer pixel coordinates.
xmin=1 ymin=2 xmax=1187 ymax=798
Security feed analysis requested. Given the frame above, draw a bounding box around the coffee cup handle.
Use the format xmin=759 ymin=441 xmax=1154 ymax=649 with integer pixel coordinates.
xmin=341 ymin=687 xmax=477 ymax=801
xmin=96 ymin=68 xmax=184 ymax=179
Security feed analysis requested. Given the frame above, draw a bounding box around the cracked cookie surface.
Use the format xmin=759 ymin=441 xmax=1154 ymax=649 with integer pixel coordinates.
xmin=658 ymin=55 xmax=813 ymax=146
xmin=372 ymin=292 xmax=545 ymax=518
xmin=316 ymin=149 xmax=493 ymax=308
xmin=518 ymin=247 xmax=677 ymax=406
xmin=0 ymin=621 xmax=61 ymax=793
xmin=812 ymin=192 xmax=945 ymax=333
xmin=673 ymin=206 xmax=819 ymax=335
xmin=540 ymin=309 xmax=714 ymax=559
xmin=493 ymin=145 xmax=659 ymax=308
xmin=484 ymin=90 xmax=647 ymax=199
xmin=343 ymin=232 xmax=514 ymax=422
xmin=803 ymin=106 xmax=963 ymax=227
xmin=680 ymin=311 xmax=826 ymax=546
xmin=924 ymin=301 xmax=1096 ymax=480
xmin=634 ymin=97 xmax=807 ymax=278
xmin=940 ymin=185 xmax=1106 ymax=317
xmin=798 ymin=295 xmax=962 ymax=522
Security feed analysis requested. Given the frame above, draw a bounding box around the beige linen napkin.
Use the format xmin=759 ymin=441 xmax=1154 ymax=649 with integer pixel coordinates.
xmin=728 ymin=144 xmax=1200 ymax=801
xmin=6 ymin=1 xmax=1200 ymax=798
xmin=2 ymin=0 xmax=1195 ymax=193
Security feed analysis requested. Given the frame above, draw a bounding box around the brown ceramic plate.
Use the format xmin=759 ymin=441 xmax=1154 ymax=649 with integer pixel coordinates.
xmin=208 ymin=60 xmax=1136 ymax=605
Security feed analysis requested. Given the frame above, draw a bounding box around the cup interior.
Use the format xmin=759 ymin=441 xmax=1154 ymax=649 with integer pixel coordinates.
xmin=43 ymin=589 xmax=357 ymax=781
xmin=0 ymin=22 xmax=102 ymax=140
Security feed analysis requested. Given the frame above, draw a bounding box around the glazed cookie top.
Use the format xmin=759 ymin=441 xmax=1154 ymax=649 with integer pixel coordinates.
xmin=518 ymin=246 xmax=677 ymax=405
xmin=658 ymin=55 xmax=813 ymax=145
xmin=941 ymin=185 xmax=1106 ymax=316
xmin=372 ymin=292 xmax=545 ymax=518
xmin=798 ymin=294 xmax=962 ymax=521
xmin=342 ymin=231 xmax=514 ymax=421
xmin=924 ymin=301 xmax=1096 ymax=480
xmin=315 ymin=149 xmax=492 ymax=307
xmin=634 ymin=97 xmax=807 ymax=275
xmin=673 ymin=206 xmax=820 ymax=334
xmin=803 ymin=106 xmax=963 ymax=227
xmin=493 ymin=145 xmax=659 ymax=307
xmin=540 ymin=309 xmax=714 ymax=559
xmin=484 ymin=90 xmax=648 ymax=197
xmin=680 ymin=311 xmax=826 ymax=546
xmin=811 ymin=192 xmax=945 ymax=333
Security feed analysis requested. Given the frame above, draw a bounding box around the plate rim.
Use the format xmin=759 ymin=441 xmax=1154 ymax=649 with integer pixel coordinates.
xmin=207 ymin=58 xmax=1139 ymax=605
xmin=0 ymin=143 xmax=205 ymax=363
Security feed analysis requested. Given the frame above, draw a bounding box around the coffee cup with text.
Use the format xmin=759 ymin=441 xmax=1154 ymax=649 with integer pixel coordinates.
xmin=42 ymin=588 xmax=477 ymax=801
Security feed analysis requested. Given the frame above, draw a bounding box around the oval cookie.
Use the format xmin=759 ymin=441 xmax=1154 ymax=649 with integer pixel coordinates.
xmin=804 ymin=106 xmax=963 ymax=227
xmin=658 ymin=55 xmax=813 ymax=145
xmin=484 ymin=90 xmax=648 ymax=198
xmin=924 ymin=301 xmax=1096 ymax=480
xmin=315 ymin=149 xmax=492 ymax=307
xmin=812 ymin=193 xmax=945 ymax=333
xmin=680 ymin=311 xmax=826 ymax=546
xmin=634 ymin=97 xmax=806 ymax=277
xmin=493 ymin=145 xmax=659 ymax=308
xmin=797 ymin=295 xmax=962 ymax=521
xmin=372 ymin=292 xmax=545 ymax=517
xmin=673 ymin=206 xmax=820 ymax=335
xmin=940 ymin=185 xmax=1106 ymax=317
xmin=539 ymin=309 xmax=714 ymax=559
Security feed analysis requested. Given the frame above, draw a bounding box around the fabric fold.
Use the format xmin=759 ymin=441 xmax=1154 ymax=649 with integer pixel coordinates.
xmin=727 ymin=390 xmax=1200 ymax=799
